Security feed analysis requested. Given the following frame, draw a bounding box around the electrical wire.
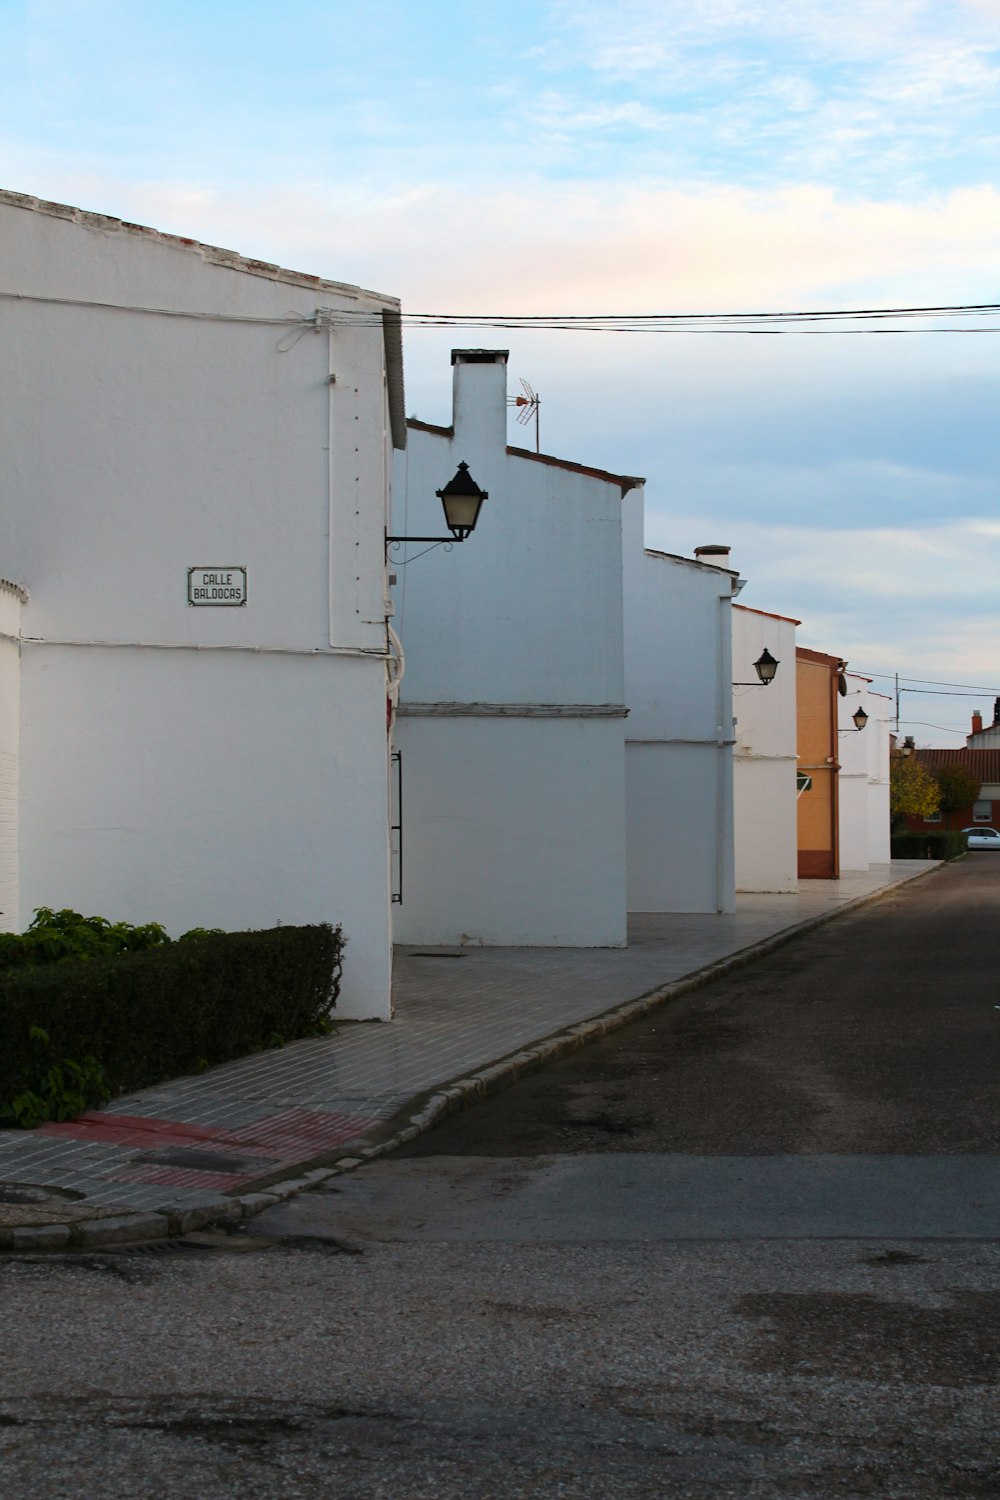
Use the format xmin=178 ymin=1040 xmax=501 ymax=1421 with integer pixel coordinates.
xmin=898 ymin=721 xmax=970 ymax=735
xmin=0 ymin=288 xmax=324 ymax=327
xmin=3 ymin=289 xmax=996 ymax=334
xmin=891 ymin=687 xmax=1000 ymax=698
xmin=320 ymin=300 xmax=1000 ymax=334
xmin=859 ymin=671 xmax=1000 ymax=693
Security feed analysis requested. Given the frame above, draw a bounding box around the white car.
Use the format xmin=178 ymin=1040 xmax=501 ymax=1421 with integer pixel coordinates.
xmin=966 ymin=828 xmax=1000 ymax=850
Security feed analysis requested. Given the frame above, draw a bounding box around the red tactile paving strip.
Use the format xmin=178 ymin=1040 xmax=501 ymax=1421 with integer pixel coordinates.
xmin=40 ymin=1114 xmax=226 ymax=1147
xmin=219 ymin=1109 xmax=374 ymax=1159
xmin=41 ymin=1108 xmax=377 ymax=1191
xmin=110 ymin=1166 xmax=257 ymax=1191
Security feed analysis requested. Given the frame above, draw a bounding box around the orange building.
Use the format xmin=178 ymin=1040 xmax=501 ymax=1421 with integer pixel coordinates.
xmin=796 ymin=648 xmax=842 ymax=878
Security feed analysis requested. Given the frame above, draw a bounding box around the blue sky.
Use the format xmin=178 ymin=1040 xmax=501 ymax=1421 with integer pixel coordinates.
xmin=2 ymin=0 xmax=999 ymax=740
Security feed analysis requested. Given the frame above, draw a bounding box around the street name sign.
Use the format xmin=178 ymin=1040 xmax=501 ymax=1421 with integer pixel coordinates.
xmin=188 ymin=567 xmax=247 ymax=606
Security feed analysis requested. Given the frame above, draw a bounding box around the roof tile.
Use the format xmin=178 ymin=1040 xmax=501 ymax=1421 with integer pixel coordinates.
xmin=914 ymin=747 xmax=1000 ymax=781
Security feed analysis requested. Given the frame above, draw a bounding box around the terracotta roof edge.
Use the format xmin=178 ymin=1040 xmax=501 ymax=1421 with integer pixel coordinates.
xmin=797 ymin=646 xmax=844 ymax=668
xmin=407 ymin=417 xmax=454 ymax=437
xmin=644 ymin=547 xmax=738 ymax=577
xmin=506 ymin=444 xmax=644 ymax=494
xmin=733 ymin=603 xmax=802 ymax=625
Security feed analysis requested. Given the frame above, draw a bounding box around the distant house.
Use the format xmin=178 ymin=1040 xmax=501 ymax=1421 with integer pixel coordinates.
xmin=732 ymin=604 xmax=799 ymax=894
xmin=390 ymin=350 xmax=636 ymax=947
xmin=966 ymin=703 xmax=1000 ymax=749
xmin=0 ymin=190 xmax=404 ymax=1018
xmin=905 ymin=746 xmax=1000 ymax=832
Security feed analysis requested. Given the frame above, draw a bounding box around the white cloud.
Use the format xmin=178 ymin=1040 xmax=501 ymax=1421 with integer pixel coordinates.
xmin=539 ymin=0 xmax=1000 ymax=186
xmin=33 ymin=173 xmax=994 ymax=315
xmin=553 ymin=0 xmax=1000 ymax=73
xmin=648 ymin=509 xmax=1000 ymax=737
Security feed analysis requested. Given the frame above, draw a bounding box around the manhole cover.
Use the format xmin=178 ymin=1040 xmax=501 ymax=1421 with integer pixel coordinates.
xmin=0 ymin=1182 xmax=84 ymax=1205
xmin=133 ymin=1149 xmax=278 ymax=1175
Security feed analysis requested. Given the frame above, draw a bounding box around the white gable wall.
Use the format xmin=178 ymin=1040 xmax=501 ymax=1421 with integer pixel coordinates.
xmin=732 ymin=605 xmax=799 ymax=893
xmin=0 ymin=585 xmax=22 ymax=933
xmin=0 ymin=196 xmax=397 ymax=1017
xmin=867 ymin=691 xmax=892 ymax=865
xmin=391 ymin=353 xmax=628 ymax=947
xmin=623 ymin=495 xmax=736 ymax=913
xmin=839 ymin=675 xmax=891 ymax=870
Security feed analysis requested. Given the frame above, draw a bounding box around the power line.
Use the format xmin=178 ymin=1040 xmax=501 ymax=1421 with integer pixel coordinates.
xmin=856 ymin=671 xmax=1000 ymax=694
xmin=324 ymin=300 xmax=1000 ymax=333
xmin=895 ymin=687 xmax=998 ymax=698
xmin=898 ymin=721 xmax=969 ymax=735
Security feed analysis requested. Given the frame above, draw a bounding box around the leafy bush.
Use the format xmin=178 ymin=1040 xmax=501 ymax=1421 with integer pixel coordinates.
xmin=2 ymin=1027 xmax=110 ymax=1129
xmin=0 ymin=923 xmax=343 ymax=1128
xmin=0 ymin=907 xmax=223 ymax=971
xmin=890 ymin=831 xmax=967 ymax=861
xmin=933 ymin=764 xmax=981 ymax=814
xmin=889 ymin=751 xmax=941 ymax=823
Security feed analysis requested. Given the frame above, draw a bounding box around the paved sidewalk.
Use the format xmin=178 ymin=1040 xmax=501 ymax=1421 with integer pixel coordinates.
xmin=0 ymin=861 xmax=937 ymax=1248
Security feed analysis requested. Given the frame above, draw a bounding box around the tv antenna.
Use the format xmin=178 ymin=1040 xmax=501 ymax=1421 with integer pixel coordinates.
xmin=507 ymin=378 xmax=540 ymax=452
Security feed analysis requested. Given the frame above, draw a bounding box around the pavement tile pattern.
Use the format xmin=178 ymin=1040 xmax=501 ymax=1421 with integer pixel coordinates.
xmin=0 ymin=864 xmax=933 ymax=1233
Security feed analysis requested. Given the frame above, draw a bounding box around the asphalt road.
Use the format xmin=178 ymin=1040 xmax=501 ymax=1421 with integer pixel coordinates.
xmin=3 ymin=857 xmax=999 ymax=1499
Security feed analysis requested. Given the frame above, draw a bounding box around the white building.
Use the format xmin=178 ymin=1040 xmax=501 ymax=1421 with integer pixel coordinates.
xmin=622 ymin=526 xmax=738 ymax=914
xmin=0 ymin=190 xmax=405 ymax=1019
xmin=390 ymin=350 xmax=634 ymax=947
xmin=838 ymin=673 xmax=892 ymax=870
xmin=967 ymin=702 xmax=1000 ymax=747
xmin=732 ymin=603 xmax=800 ymax=894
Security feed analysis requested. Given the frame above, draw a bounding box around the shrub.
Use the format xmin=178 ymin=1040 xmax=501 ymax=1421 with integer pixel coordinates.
xmin=0 ymin=923 xmax=343 ymax=1127
xmin=890 ymin=831 xmax=967 ymax=861
xmin=0 ymin=907 xmax=173 ymax=970
xmin=0 ymin=907 xmax=227 ymax=972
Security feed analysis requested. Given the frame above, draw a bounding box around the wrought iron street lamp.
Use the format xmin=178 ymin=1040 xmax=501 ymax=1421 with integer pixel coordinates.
xmin=839 ymin=705 xmax=870 ymax=734
xmin=386 ymin=462 xmax=488 ymax=552
xmin=734 ymin=648 xmax=780 ymax=688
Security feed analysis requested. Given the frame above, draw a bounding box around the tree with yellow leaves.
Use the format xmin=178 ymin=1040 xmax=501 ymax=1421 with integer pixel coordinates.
xmin=889 ymin=750 xmax=941 ymax=828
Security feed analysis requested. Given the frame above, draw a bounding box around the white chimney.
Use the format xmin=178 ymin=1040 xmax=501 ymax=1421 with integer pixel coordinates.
xmin=451 ymin=349 xmax=509 ymax=455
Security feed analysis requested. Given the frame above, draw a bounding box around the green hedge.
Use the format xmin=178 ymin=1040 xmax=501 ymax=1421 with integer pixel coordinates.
xmin=0 ymin=923 xmax=343 ymax=1128
xmin=890 ymin=831 xmax=968 ymax=861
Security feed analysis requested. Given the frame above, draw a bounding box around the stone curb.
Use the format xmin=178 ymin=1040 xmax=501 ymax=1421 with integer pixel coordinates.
xmin=2 ymin=862 xmax=941 ymax=1250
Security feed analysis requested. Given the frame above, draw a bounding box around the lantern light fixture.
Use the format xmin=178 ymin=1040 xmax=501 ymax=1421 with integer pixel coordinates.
xmin=386 ymin=461 xmax=488 ymax=553
xmin=852 ymin=706 xmax=869 ymax=731
xmin=734 ymin=648 xmax=779 ymax=688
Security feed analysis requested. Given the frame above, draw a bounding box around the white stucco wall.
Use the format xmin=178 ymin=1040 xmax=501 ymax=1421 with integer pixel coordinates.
xmin=838 ymin=676 xmax=892 ymax=872
xmin=622 ymin=494 xmax=736 ymax=913
xmin=0 ymin=195 xmax=398 ymax=1017
xmin=867 ymin=690 xmax=892 ymax=865
xmin=393 ymin=716 xmax=626 ymax=945
xmin=19 ymin=649 xmax=393 ymax=1014
xmin=732 ymin=605 xmax=799 ymax=893
xmin=391 ymin=352 xmax=628 ymax=947
xmin=837 ymin=763 xmax=870 ymax=872
xmin=0 ymin=586 xmax=23 ymax=933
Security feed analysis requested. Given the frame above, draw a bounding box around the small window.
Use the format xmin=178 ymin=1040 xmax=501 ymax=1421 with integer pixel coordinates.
xmin=974 ymin=800 xmax=992 ymax=823
xmin=924 ymin=811 xmax=942 ymax=824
